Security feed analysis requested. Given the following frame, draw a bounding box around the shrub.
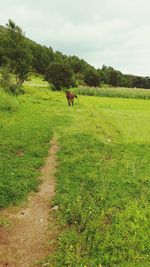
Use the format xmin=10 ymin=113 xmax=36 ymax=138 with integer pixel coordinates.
xmin=0 ymin=67 xmax=24 ymax=95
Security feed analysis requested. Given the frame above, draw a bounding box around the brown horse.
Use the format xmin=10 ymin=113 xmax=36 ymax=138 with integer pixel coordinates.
xmin=65 ymin=91 xmax=78 ymax=106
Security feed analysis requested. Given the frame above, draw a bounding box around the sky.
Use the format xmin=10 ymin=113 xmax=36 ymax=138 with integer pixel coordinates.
xmin=0 ymin=0 xmax=150 ymax=77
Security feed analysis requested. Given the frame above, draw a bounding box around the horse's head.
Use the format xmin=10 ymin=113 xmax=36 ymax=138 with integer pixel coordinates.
xmin=65 ymin=90 xmax=70 ymax=98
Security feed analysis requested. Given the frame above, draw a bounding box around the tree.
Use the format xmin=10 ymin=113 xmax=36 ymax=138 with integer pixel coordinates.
xmin=45 ymin=62 xmax=74 ymax=91
xmin=84 ymin=68 xmax=101 ymax=87
xmin=0 ymin=28 xmax=5 ymax=67
xmin=144 ymin=77 xmax=150 ymax=89
xmin=68 ymin=56 xmax=87 ymax=74
xmin=3 ymin=19 xmax=32 ymax=85
xmin=29 ymin=43 xmax=54 ymax=74
xmin=108 ymin=68 xmax=118 ymax=86
xmin=132 ymin=76 xmax=146 ymax=88
xmin=98 ymin=65 xmax=109 ymax=84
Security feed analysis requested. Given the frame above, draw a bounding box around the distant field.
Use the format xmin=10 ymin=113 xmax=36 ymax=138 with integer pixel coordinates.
xmin=24 ymin=75 xmax=49 ymax=88
xmin=73 ymin=85 xmax=150 ymax=100
xmin=0 ymin=78 xmax=150 ymax=266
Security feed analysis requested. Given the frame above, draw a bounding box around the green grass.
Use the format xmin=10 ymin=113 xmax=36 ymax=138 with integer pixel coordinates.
xmin=73 ymin=85 xmax=150 ymax=100
xmin=0 ymin=79 xmax=150 ymax=266
xmin=24 ymin=74 xmax=49 ymax=88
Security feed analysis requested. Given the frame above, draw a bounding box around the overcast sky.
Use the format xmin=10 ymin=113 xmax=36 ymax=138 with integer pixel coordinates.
xmin=0 ymin=0 xmax=150 ymax=76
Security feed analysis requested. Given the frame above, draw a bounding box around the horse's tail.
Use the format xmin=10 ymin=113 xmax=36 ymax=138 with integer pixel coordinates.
xmin=74 ymin=94 xmax=78 ymax=98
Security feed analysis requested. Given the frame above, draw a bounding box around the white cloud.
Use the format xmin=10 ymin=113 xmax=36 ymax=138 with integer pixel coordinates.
xmin=0 ymin=0 xmax=150 ymax=76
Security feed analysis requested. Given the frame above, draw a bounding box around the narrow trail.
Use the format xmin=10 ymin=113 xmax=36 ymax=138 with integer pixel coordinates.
xmin=0 ymin=139 xmax=59 ymax=267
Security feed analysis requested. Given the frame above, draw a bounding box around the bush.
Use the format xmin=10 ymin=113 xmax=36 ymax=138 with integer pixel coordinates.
xmin=0 ymin=67 xmax=24 ymax=95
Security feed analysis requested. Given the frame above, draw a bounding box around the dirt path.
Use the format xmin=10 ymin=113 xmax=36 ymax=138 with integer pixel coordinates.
xmin=0 ymin=139 xmax=59 ymax=267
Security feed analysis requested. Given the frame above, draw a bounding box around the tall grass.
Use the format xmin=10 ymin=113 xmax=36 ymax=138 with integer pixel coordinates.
xmin=73 ymin=85 xmax=150 ymax=100
xmin=0 ymin=89 xmax=19 ymax=112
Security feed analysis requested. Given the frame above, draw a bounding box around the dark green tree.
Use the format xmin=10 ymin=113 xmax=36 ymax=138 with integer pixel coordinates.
xmin=108 ymin=68 xmax=118 ymax=86
xmin=144 ymin=77 xmax=150 ymax=89
xmin=3 ymin=19 xmax=32 ymax=85
xmin=84 ymin=68 xmax=101 ymax=87
xmin=45 ymin=62 xmax=74 ymax=91
xmin=54 ymin=51 xmax=69 ymax=64
xmin=0 ymin=27 xmax=5 ymax=67
xmin=68 ymin=56 xmax=87 ymax=74
xmin=29 ymin=43 xmax=54 ymax=74
xmin=132 ymin=76 xmax=145 ymax=88
xmin=98 ymin=65 xmax=109 ymax=84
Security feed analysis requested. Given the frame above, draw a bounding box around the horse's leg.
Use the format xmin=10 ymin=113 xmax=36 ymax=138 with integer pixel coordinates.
xmin=68 ymin=100 xmax=70 ymax=106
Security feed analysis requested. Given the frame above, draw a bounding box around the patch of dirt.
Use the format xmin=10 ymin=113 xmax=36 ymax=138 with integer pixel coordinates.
xmin=16 ymin=150 xmax=24 ymax=157
xmin=0 ymin=139 xmax=59 ymax=267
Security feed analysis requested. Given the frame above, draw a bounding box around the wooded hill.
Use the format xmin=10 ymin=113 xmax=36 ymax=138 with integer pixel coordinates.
xmin=0 ymin=20 xmax=150 ymax=89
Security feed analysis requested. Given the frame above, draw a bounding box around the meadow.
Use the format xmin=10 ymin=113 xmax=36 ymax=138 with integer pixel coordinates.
xmin=0 ymin=79 xmax=150 ymax=266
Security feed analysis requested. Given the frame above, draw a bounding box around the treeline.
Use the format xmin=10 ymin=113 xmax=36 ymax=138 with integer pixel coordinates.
xmin=0 ymin=20 xmax=150 ymax=92
xmin=99 ymin=65 xmax=150 ymax=89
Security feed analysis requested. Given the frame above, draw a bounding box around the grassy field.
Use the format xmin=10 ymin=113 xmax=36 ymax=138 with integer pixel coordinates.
xmin=0 ymin=79 xmax=150 ymax=266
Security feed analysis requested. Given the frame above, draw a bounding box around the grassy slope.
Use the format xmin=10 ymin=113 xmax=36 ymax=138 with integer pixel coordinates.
xmin=0 ymin=80 xmax=150 ymax=266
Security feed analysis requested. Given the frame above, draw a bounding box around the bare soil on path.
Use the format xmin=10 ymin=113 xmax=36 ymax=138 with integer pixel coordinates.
xmin=0 ymin=139 xmax=59 ymax=267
